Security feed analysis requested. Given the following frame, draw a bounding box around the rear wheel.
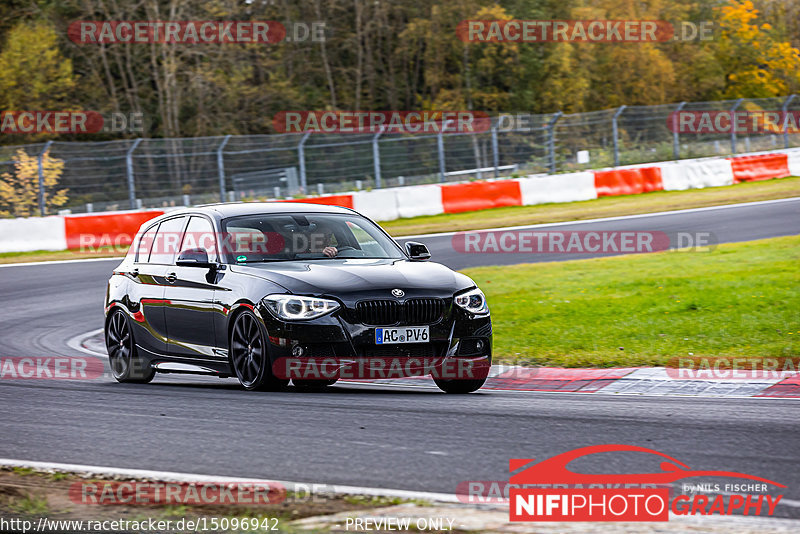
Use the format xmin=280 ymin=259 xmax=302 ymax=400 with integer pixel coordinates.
xmin=105 ymin=309 xmax=155 ymax=383
xmin=230 ymin=310 xmax=288 ymax=391
xmin=433 ymin=377 xmax=486 ymax=394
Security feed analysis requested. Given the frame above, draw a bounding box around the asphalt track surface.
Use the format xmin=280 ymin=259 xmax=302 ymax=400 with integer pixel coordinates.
xmin=1 ymin=199 xmax=799 ymax=519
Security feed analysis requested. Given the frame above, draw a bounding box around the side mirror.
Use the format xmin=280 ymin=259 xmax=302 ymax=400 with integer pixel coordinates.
xmin=405 ymin=241 xmax=431 ymax=261
xmin=176 ymin=247 xmax=213 ymax=267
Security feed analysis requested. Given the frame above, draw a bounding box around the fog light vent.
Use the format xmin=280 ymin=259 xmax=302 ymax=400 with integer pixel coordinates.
xmin=457 ymin=338 xmax=488 ymax=356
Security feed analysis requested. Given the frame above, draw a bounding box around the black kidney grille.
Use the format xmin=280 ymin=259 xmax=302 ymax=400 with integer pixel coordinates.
xmin=405 ymin=298 xmax=445 ymax=324
xmin=355 ymin=298 xmax=444 ymax=325
xmin=356 ymin=300 xmax=399 ymax=325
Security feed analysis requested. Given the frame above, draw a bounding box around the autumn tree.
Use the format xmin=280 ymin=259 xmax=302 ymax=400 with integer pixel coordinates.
xmin=717 ymin=0 xmax=800 ymax=98
xmin=0 ymin=149 xmax=68 ymax=217
xmin=0 ymin=21 xmax=76 ymax=113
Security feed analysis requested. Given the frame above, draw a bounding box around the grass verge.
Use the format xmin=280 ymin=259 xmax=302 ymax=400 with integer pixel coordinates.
xmin=461 ymin=235 xmax=800 ymax=367
xmin=0 ymin=247 xmax=122 ymax=265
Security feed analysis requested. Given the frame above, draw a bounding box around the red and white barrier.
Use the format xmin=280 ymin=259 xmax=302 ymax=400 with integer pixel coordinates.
xmin=729 ymin=152 xmax=790 ymax=183
xmin=63 ymin=210 xmax=165 ymax=250
xmin=0 ymin=216 xmax=66 ymax=253
xmin=660 ymin=158 xmax=735 ymax=190
xmin=3 ymin=147 xmax=798 ymax=254
xmin=393 ymin=184 xmax=444 ymax=218
xmin=517 ymin=172 xmax=597 ymax=205
xmin=787 ymin=149 xmax=800 ymax=177
xmin=594 ymin=166 xmax=663 ymax=197
xmin=352 ymin=189 xmax=400 ymax=221
xmin=440 ymin=179 xmax=522 ymax=213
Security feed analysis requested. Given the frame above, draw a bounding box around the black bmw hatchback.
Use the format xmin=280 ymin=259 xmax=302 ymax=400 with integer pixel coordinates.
xmin=104 ymin=203 xmax=492 ymax=393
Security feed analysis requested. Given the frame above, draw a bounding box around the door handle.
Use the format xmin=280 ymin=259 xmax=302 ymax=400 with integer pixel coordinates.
xmin=166 ymin=272 xmax=177 ymax=284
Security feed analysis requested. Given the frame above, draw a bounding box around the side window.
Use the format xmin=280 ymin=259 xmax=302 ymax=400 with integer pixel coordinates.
xmin=180 ymin=216 xmax=218 ymax=262
xmin=135 ymin=224 xmax=159 ymax=263
xmin=149 ymin=216 xmax=187 ymax=265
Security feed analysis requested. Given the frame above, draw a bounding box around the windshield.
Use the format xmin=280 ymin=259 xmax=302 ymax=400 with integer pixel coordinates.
xmin=220 ymin=212 xmax=405 ymax=264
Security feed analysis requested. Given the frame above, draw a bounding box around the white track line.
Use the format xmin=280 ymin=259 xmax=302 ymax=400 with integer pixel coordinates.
xmin=0 ymin=458 xmax=462 ymax=504
xmin=397 ymin=196 xmax=800 ymax=239
xmin=66 ymin=328 xmax=105 ymax=358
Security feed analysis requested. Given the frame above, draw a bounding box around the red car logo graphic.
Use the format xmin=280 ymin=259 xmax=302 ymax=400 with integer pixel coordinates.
xmin=510 ymin=444 xmax=785 ymax=487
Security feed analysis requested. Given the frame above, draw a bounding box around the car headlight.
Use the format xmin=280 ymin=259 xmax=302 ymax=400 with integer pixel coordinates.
xmin=454 ymin=287 xmax=489 ymax=315
xmin=262 ymin=294 xmax=340 ymax=321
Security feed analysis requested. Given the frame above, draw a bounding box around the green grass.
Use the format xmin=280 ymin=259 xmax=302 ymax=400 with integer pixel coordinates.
xmin=11 ymin=467 xmax=36 ymax=476
xmin=7 ymin=495 xmax=50 ymax=516
xmin=462 ymin=236 xmax=800 ymax=367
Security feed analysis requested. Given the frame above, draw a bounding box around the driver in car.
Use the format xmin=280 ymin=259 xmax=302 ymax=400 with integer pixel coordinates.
xmin=301 ymin=221 xmax=339 ymax=258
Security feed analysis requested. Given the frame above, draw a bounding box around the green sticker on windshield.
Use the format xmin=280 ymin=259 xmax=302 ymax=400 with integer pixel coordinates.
xmin=236 ymin=255 xmax=247 ymax=262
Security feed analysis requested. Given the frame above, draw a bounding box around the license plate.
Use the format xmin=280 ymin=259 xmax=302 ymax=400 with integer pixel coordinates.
xmin=375 ymin=326 xmax=429 ymax=344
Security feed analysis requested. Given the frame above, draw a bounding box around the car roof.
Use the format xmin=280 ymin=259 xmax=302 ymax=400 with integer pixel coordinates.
xmin=157 ymin=201 xmax=356 ymax=221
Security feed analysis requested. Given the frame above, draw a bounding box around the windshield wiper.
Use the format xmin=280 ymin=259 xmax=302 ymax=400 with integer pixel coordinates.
xmin=235 ymin=258 xmax=292 ymax=263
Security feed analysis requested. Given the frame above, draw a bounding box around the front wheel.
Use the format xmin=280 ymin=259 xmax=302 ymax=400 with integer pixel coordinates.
xmin=230 ymin=310 xmax=288 ymax=391
xmin=105 ymin=309 xmax=155 ymax=383
xmin=433 ymin=377 xmax=486 ymax=394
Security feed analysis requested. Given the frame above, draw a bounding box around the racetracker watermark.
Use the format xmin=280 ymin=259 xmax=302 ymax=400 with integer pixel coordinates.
xmin=668 ymin=110 xmax=800 ymax=134
xmin=71 ymin=481 xmax=286 ymax=506
xmin=666 ymin=357 xmax=800 ymax=379
xmin=457 ymin=20 xmax=713 ymax=43
xmin=451 ymin=231 xmax=716 ymax=254
xmin=273 ymin=111 xmax=491 ymax=134
xmin=67 ymin=21 xmax=313 ymax=44
xmin=272 ymin=356 xmax=490 ymax=381
xmin=0 ymin=357 xmax=104 ymax=380
xmin=1 ymin=111 xmax=144 ymax=135
xmin=79 ymin=230 xmax=332 ymax=254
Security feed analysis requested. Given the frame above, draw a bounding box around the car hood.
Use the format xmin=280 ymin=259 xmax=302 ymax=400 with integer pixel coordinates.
xmin=230 ymin=259 xmax=475 ymax=297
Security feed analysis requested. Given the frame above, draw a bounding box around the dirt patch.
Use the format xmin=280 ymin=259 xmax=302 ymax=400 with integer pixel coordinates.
xmin=0 ymin=468 xmax=427 ymax=533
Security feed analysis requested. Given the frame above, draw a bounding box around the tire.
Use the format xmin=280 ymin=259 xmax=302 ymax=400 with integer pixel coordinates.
xmin=105 ymin=309 xmax=155 ymax=384
xmin=230 ymin=310 xmax=288 ymax=391
xmin=293 ymin=378 xmax=338 ymax=391
xmin=433 ymin=377 xmax=486 ymax=394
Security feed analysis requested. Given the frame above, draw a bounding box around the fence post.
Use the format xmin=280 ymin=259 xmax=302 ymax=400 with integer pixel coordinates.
xmin=297 ymin=132 xmax=311 ymax=194
xmin=126 ymin=138 xmax=142 ymax=210
xmin=217 ymin=134 xmax=231 ymax=202
xmin=782 ymin=94 xmax=797 ymax=149
xmin=491 ymin=124 xmax=499 ymax=178
xmin=37 ymin=140 xmax=53 ymax=217
xmin=437 ymin=120 xmax=454 ymax=183
xmin=437 ymin=127 xmax=447 ymax=182
xmin=547 ymin=111 xmax=563 ymax=174
xmin=372 ymin=127 xmax=383 ymax=188
xmin=612 ymin=105 xmax=626 ymax=167
xmin=729 ymin=98 xmax=744 ymax=154
xmin=672 ymin=102 xmax=687 ymax=160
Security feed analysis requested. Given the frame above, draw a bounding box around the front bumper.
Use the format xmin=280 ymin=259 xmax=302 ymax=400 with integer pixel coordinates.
xmin=256 ymin=298 xmax=492 ymax=381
